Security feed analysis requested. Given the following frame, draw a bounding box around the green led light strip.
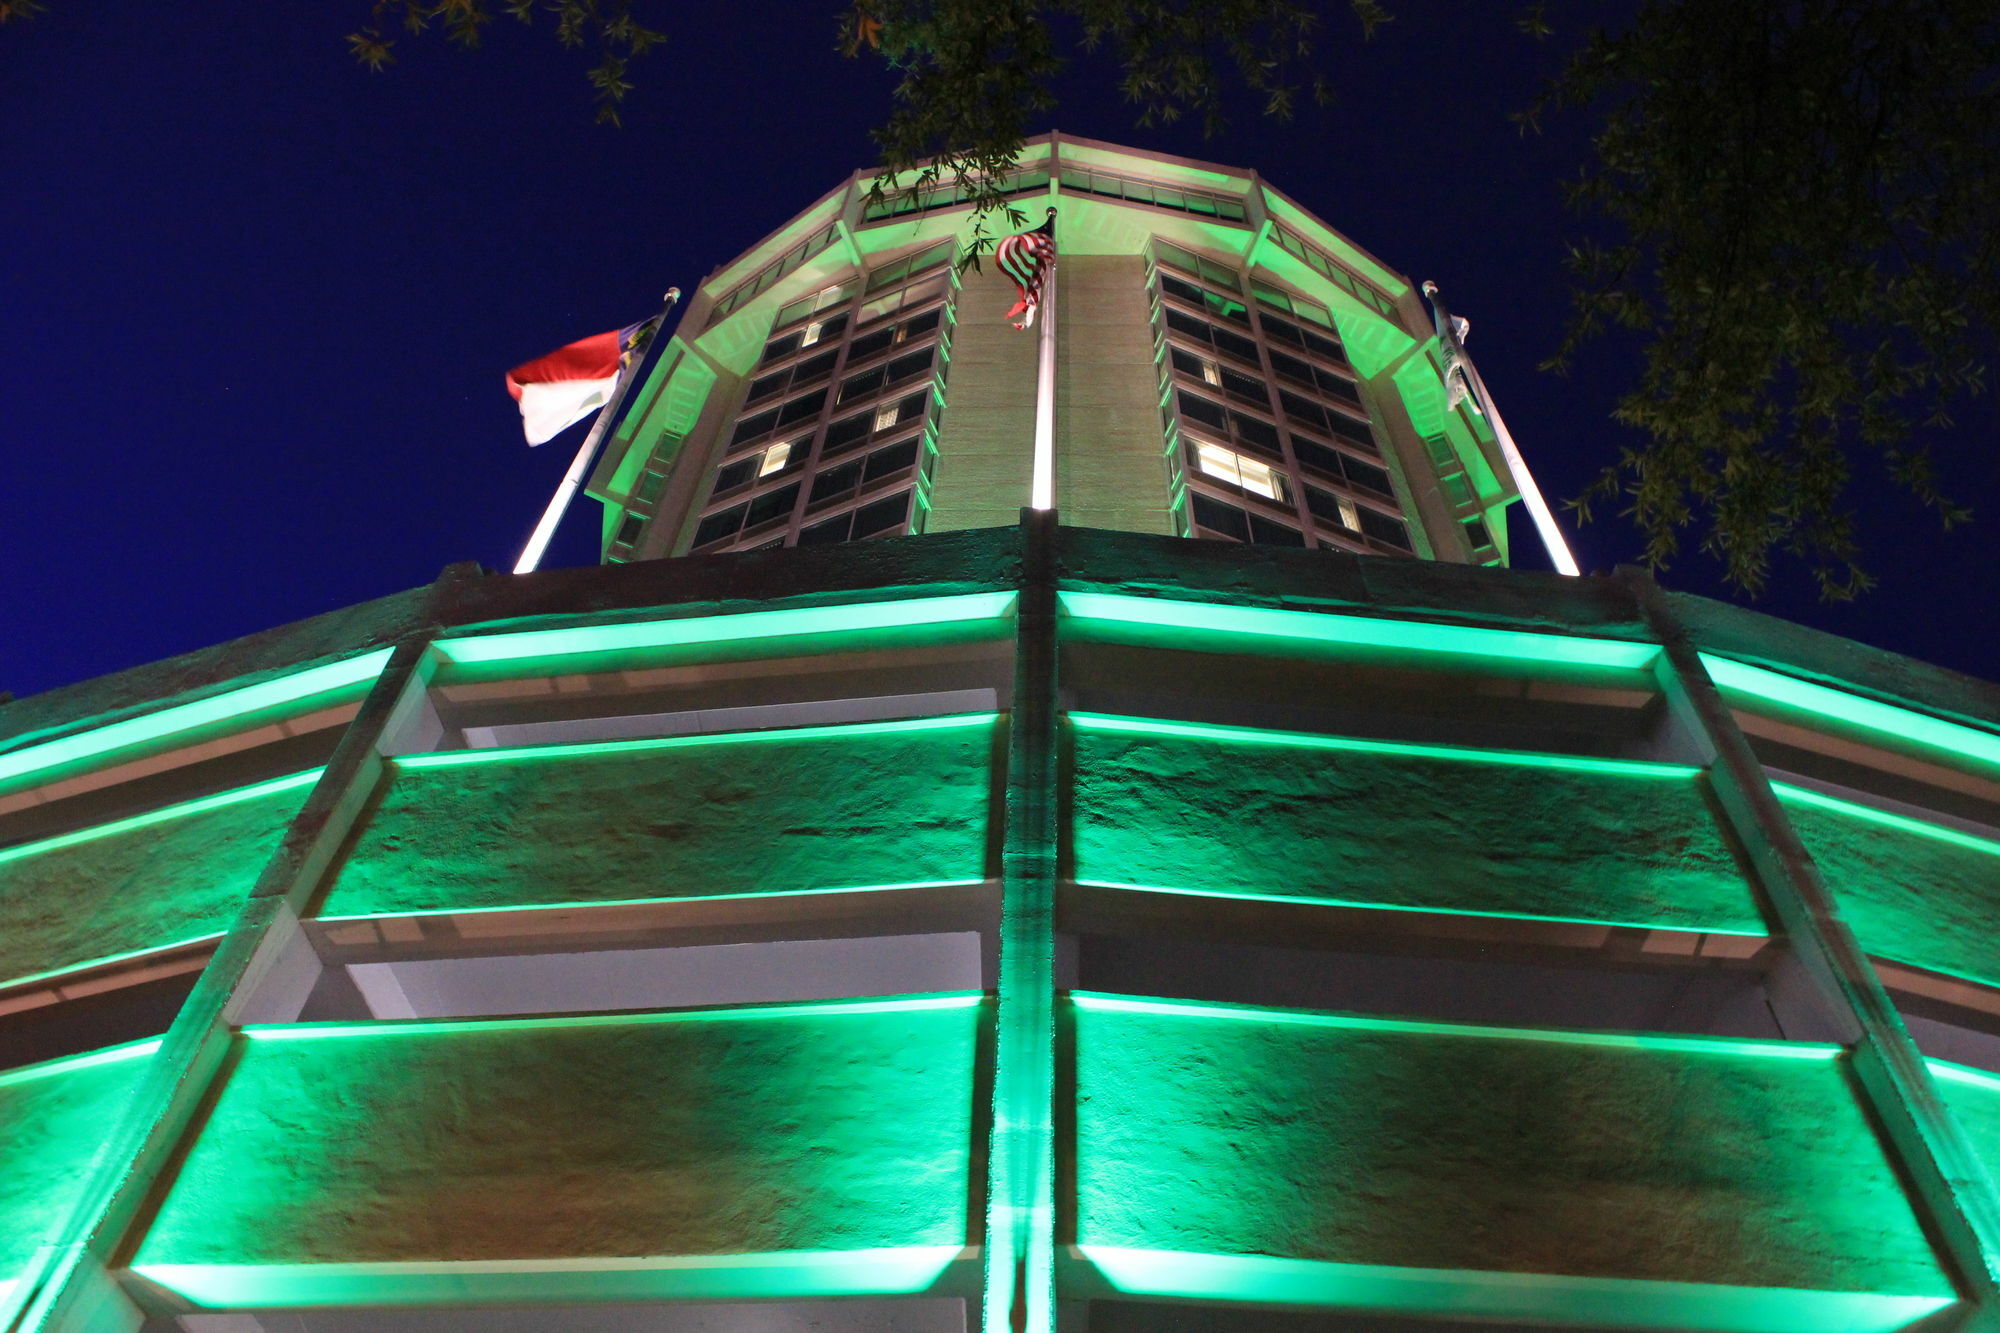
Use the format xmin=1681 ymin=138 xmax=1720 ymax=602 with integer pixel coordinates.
xmin=133 ymin=1245 xmax=968 ymax=1308
xmin=1774 ymin=783 xmax=2000 ymax=859
xmin=433 ymin=591 xmax=1018 ymax=666
xmin=1070 ymin=992 xmax=1836 ymax=1060
xmin=1928 ymin=1059 xmax=2000 ymax=1094
xmin=395 ymin=712 xmax=999 ymax=771
xmin=1074 ymin=1247 xmax=1951 ymax=1331
xmin=314 ymin=876 xmax=989 ymax=924
xmin=1070 ymin=712 xmax=1694 ymax=778
xmin=1703 ymin=655 xmax=2000 ymax=774
xmin=1058 ymin=591 xmax=1660 ymax=671
xmin=0 ymin=1037 xmax=162 ymax=1089
xmin=1073 ymin=879 xmax=1767 ymax=940
xmin=0 ymin=769 xmax=322 ymax=869
xmin=0 ymin=932 xmax=225 ymax=997
xmin=243 ymin=991 xmax=983 ymax=1041
xmin=0 ymin=652 xmax=387 ymax=790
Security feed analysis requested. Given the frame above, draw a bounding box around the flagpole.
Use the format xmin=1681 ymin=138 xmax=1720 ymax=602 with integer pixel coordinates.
xmin=1421 ymin=281 xmax=1580 ymax=577
xmin=512 ymin=288 xmax=680 ymax=575
xmin=1029 ymin=235 xmax=1057 ymax=512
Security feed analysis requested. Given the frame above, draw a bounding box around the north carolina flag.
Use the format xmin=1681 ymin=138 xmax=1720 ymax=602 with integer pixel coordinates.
xmin=505 ymin=319 xmax=654 ymax=446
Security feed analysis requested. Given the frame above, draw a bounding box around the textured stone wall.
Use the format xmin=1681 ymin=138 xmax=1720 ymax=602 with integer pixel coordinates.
xmin=926 ymin=267 xmax=1037 ymax=532
xmin=1073 ymin=1001 xmax=1949 ymax=1298
xmin=1071 ymin=727 xmax=1765 ymax=933
xmin=1935 ymin=1069 xmax=2000 ymax=1191
xmin=1055 ymin=256 xmax=1175 ymax=536
xmin=319 ymin=721 xmax=995 ymax=918
xmin=0 ymin=1046 xmax=154 ymax=1295
xmin=0 ymin=782 xmax=308 ymax=984
xmin=135 ymin=1002 xmax=979 ymax=1266
xmin=1784 ymin=795 xmax=2000 ymax=987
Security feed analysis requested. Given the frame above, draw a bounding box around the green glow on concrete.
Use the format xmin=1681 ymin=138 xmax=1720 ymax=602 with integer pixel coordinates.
xmin=396 ymin=711 xmax=1000 ymax=770
xmin=1059 ymin=591 xmax=1659 ymax=670
xmin=1703 ymin=654 xmax=2000 ymax=773
xmin=0 ymin=1037 xmax=161 ymax=1088
xmin=1928 ymin=1060 xmax=2000 ymax=1093
xmin=1926 ymin=1060 xmax=2000 ymax=1215
xmin=433 ymin=592 xmax=1017 ymax=666
xmin=1070 ymin=993 xmax=1834 ymax=1060
xmin=1071 ymin=712 xmax=1695 ymax=778
xmin=314 ymin=877 xmax=988 ymax=924
xmin=1076 ymin=878 xmax=1768 ymax=938
xmin=1774 ymin=783 xmax=2000 ymax=859
xmin=134 ymin=1001 xmax=979 ymax=1285
xmin=0 ymin=769 xmax=322 ymax=869
xmin=0 ymin=932 xmax=224 ymax=996
xmin=134 ymin=1246 xmax=966 ymax=1308
xmin=320 ymin=712 xmax=994 ymax=919
xmin=244 ymin=992 xmax=983 ymax=1041
xmin=1076 ymin=1247 xmax=1953 ymax=1332
xmin=0 ymin=651 xmax=387 ymax=790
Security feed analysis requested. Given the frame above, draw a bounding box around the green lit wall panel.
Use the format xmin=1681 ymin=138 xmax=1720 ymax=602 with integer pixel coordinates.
xmin=0 ymin=776 xmax=313 ymax=987
xmin=1073 ymin=997 xmax=1950 ymax=1318
xmin=1931 ymin=1063 xmax=2000 ymax=1197
xmin=0 ymin=1042 xmax=159 ymax=1312
xmin=1781 ymin=789 xmax=2000 ymax=988
xmin=133 ymin=1000 xmax=979 ymax=1304
xmin=318 ymin=718 xmax=995 ymax=919
xmin=1071 ymin=723 xmax=1764 ymax=933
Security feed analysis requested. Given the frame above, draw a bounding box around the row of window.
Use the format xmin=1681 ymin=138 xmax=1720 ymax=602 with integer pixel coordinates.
xmin=1267 ymin=221 xmax=1400 ymax=318
xmin=705 ymin=218 xmax=843 ymax=329
xmin=861 ymin=171 xmax=1049 ymax=222
xmin=760 ymin=312 xmax=850 ymax=368
xmin=1156 ymin=270 xmax=1352 ymax=378
xmin=1057 ymin=167 xmax=1249 ymax=223
xmin=837 ymin=344 xmax=936 ymax=406
xmin=1189 ymin=486 xmax=1411 ymax=553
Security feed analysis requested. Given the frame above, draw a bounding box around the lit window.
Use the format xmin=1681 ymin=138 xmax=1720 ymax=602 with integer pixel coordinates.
xmin=759 ymin=441 xmax=793 ymax=476
xmin=1337 ymin=495 xmax=1361 ymax=531
xmin=1196 ymin=442 xmax=1287 ymax=502
xmin=802 ymin=320 xmax=824 ymax=347
xmin=874 ymin=403 xmax=900 ymax=431
xmin=1200 ymin=359 xmax=1222 ymax=387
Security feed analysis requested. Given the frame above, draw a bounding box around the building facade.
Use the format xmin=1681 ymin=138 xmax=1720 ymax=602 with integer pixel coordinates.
xmin=588 ymin=135 xmax=1517 ymax=569
xmin=4 ymin=141 xmax=2000 ymax=1333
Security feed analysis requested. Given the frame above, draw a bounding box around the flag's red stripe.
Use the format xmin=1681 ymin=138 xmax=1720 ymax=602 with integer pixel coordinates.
xmin=504 ymin=329 xmax=625 ymax=402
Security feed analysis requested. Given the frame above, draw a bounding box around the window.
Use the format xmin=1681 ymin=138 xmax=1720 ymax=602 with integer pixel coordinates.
xmin=759 ymin=312 xmax=849 ymax=366
xmin=797 ymin=491 xmax=913 ymax=545
xmin=773 ymin=281 xmax=854 ymax=331
xmin=635 ymin=470 xmax=667 ymax=504
xmin=1218 ymin=365 xmax=1267 ymax=407
xmin=1251 ymin=280 xmax=1336 ymax=331
xmin=1267 ymin=350 xmax=1361 ymax=408
xmin=776 ymin=388 xmax=826 ymax=427
xmin=1057 ymin=167 xmax=1248 ymax=222
xmin=693 ymin=481 xmax=802 ymax=550
xmin=1163 ymin=308 xmax=1259 ymax=364
xmin=1359 ymin=507 xmax=1413 ymax=551
xmin=1195 ymin=442 xmax=1288 ymax=502
xmin=745 ymin=348 xmax=838 ymax=405
xmin=1176 ymin=391 xmax=1280 ymax=455
xmin=613 ymin=514 xmax=643 ymax=547
xmin=810 ymin=459 xmax=864 ymax=504
xmin=1279 ymin=391 xmax=1375 ymax=452
xmin=1464 ymin=515 xmax=1495 ymax=551
xmin=865 ymin=241 xmax=955 ymax=294
xmin=1305 ymin=484 xmax=1361 ymax=533
xmin=1159 ymin=273 xmax=1250 ymax=325
xmin=757 ymin=441 xmax=794 ymax=477
xmin=1190 ymin=493 xmax=1306 ymax=547
xmin=1288 ymin=436 xmax=1390 ymax=498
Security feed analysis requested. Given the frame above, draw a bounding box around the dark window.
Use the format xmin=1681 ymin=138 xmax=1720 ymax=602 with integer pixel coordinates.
xmin=1269 ymin=350 xmax=1313 ymax=387
xmin=1343 ymin=457 xmax=1394 ymax=498
xmin=846 ymin=328 xmax=896 ymax=364
xmin=1464 ymin=515 xmax=1494 ymax=550
xmin=1262 ymin=316 xmax=1304 ymax=349
xmin=1316 ymin=371 xmax=1362 ymax=408
xmin=799 ymin=512 xmax=852 ymax=545
xmin=1177 ymin=392 xmax=1227 ymax=430
xmin=839 ymin=367 xmax=886 ymax=403
xmin=1191 ymin=493 xmax=1250 ymax=541
xmin=1360 ymin=508 xmax=1412 ymax=550
xmin=792 ymin=349 xmax=838 ymax=386
xmin=894 ymin=390 xmax=929 ymax=423
xmin=903 ymin=308 xmax=941 ymax=337
xmin=693 ymin=504 xmax=746 ymax=548
xmin=853 ymin=491 xmax=910 ymax=538
xmin=1219 ymin=367 xmax=1266 ymax=405
xmin=1248 ymin=513 xmax=1307 ymax=547
xmin=884 ymin=347 xmax=933 ymax=384
xmin=614 ymin=514 xmax=643 ymax=546
xmin=1303 ymin=328 xmax=1346 ymax=364
xmin=1161 ymin=273 xmax=1207 ymax=307
xmin=1279 ymin=390 xmax=1328 ymax=433
xmin=811 ymin=460 xmax=865 ymax=504
xmin=745 ymin=372 xmax=787 ymax=405
xmin=1231 ymin=411 xmax=1280 ymax=451
xmin=760 ymin=332 xmax=801 ymax=365
xmin=1325 ymin=412 xmax=1376 ymax=452
xmin=823 ymin=413 xmax=872 ymax=454
xmin=1292 ymin=436 xmax=1347 ymax=481
xmin=1170 ymin=347 xmax=1209 ymax=380
xmin=864 ymin=438 xmax=920 ymax=481
xmin=777 ymin=389 xmax=825 ymax=426
xmin=713 ymin=457 xmax=757 ymax=494
xmin=1165 ymin=308 xmax=1209 ymax=342
xmin=730 ymin=409 xmax=778 ymax=446
xmin=1211 ymin=327 xmax=1259 ymax=362
xmin=744 ymin=482 xmax=800 ymax=529
xmin=1304 ymin=485 xmax=1354 ymax=528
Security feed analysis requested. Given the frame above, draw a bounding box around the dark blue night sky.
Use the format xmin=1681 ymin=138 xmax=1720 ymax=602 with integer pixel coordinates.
xmin=4 ymin=3 xmax=1995 ymax=701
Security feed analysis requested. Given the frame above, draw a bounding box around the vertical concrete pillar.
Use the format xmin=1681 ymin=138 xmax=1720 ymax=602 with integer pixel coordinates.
xmin=983 ymin=511 xmax=1060 ymax=1333
xmin=1629 ymin=567 xmax=2000 ymax=1329
xmin=13 ymin=634 xmax=441 ymax=1333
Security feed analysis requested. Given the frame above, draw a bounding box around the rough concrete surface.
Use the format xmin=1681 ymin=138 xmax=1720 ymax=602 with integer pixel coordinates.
xmin=319 ymin=723 xmax=994 ymax=918
xmin=1073 ymin=1005 xmax=1949 ymax=1296
xmin=0 ymin=1048 xmax=153 ymax=1286
xmin=1784 ymin=797 xmax=2000 ymax=986
xmin=136 ymin=1004 xmax=979 ymax=1266
xmin=0 ymin=783 xmax=307 ymax=983
xmin=1071 ymin=729 xmax=1764 ymax=932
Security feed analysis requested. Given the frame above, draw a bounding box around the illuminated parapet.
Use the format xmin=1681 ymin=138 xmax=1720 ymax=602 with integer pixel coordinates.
xmin=0 ymin=525 xmax=1997 ymax=1333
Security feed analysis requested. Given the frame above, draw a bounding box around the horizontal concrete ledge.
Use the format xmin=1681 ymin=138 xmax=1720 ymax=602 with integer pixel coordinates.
xmin=1065 ymin=1248 xmax=1956 ymax=1333
xmin=131 ymin=1246 xmax=977 ymax=1309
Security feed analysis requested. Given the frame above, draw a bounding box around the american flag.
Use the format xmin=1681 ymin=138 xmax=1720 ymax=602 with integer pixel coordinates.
xmin=995 ymin=209 xmax=1057 ymax=330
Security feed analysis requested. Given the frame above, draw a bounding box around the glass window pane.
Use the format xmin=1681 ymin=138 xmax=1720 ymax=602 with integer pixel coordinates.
xmin=745 ymin=482 xmax=800 ymax=528
xmin=854 ymin=490 xmax=911 ymax=538
xmin=1190 ymin=493 xmax=1250 ymax=541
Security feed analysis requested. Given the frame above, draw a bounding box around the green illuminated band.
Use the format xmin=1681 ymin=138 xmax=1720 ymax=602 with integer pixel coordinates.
xmin=1703 ymin=655 xmax=2000 ymax=774
xmin=1074 ymin=1246 xmax=1951 ymax=1331
xmin=0 ymin=1037 xmax=162 ymax=1089
xmin=1928 ymin=1059 xmax=2000 ymax=1093
xmin=314 ymin=877 xmax=990 ymax=925
xmin=1073 ymin=878 xmax=1767 ymax=939
xmin=433 ymin=591 xmax=1019 ymax=667
xmin=134 ymin=1245 xmax=968 ymax=1309
xmin=1774 ymin=782 xmax=2000 ymax=859
xmin=1058 ymin=592 xmax=1661 ymax=671
xmin=0 ymin=652 xmax=387 ymax=790
xmin=0 ymin=770 xmax=323 ymax=869
xmin=1070 ymin=993 xmax=1836 ymax=1060
xmin=1070 ymin=712 xmax=1695 ymax=778
xmin=0 ymin=933 xmax=224 ymax=997
xmin=395 ymin=712 xmax=999 ymax=771
xmin=243 ymin=991 xmax=984 ymax=1041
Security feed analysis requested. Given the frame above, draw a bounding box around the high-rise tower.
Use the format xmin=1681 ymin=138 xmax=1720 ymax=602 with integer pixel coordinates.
xmin=589 ymin=134 xmax=1518 ymax=568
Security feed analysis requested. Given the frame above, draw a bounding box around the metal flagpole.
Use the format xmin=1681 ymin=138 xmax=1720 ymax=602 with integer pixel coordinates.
xmin=512 ymin=287 xmax=681 ymax=575
xmin=1029 ymin=234 xmax=1058 ymax=511
xmin=1421 ymin=281 xmax=1580 ymax=577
